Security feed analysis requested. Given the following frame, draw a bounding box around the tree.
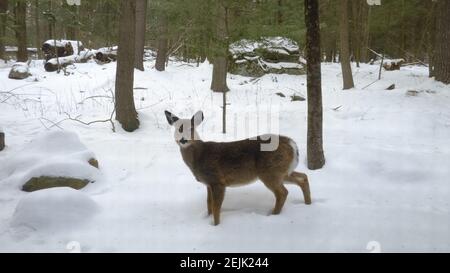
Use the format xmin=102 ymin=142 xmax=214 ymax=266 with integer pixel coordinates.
xmin=34 ymin=0 xmax=43 ymax=59
xmin=339 ymin=0 xmax=354 ymax=89
xmin=135 ymin=0 xmax=147 ymax=71
xmin=210 ymin=0 xmax=229 ymax=93
xmin=305 ymin=0 xmax=325 ymax=170
xmin=115 ymin=0 xmax=140 ymax=132
xmin=155 ymin=12 xmax=168 ymax=72
xmin=0 ymin=0 xmax=7 ymax=62
xmin=14 ymin=0 xmax=28 ymax=62
xmin=434 ymin=0 xmax=450 ymax=84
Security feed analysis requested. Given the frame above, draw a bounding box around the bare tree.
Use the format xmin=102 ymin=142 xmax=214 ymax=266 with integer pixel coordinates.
xmin=135 ymin=0 xmax=147 ymax=71
xmin=340 ymin=0 xmax=354 ymax=89
xmin=15 ymin=0 xmax=28 ymax=62
xmin=305 ymin=0 xmax=325 ymax=170
xmin=155 ymin=12 xmax=168 ymax=72
xmin=434 ymin=0 xmax=450 ymax=84
xmin=115 ymin=0 xmax=140 ymax=132
xmin=210 ymin=0 xmax=229 ymax=93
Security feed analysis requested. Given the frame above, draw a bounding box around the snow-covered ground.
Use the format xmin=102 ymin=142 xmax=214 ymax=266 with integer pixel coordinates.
xmin=0 ymin=58 xmax=449 ymax=252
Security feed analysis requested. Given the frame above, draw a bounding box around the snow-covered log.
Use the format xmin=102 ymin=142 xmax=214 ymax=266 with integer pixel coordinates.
xmin=383 ymin=59 xmax=405 ymax=71
xmin=44 ymin=51 xmax=94 ymax=72
xmin=42 ymin=40 xmax=84 ymax=61
xmin=229 ymin=37 xmax=305 ymax=77
xmin=94 ymin=46 xmax=118 ymax=64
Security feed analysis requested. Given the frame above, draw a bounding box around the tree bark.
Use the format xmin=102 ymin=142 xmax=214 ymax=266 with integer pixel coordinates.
xmin=277 ymin=0 xmax=283 ymax=25
xmin=155 ymin=13 xmax=168 ymax=72
xmin=135 ymin=0 xmax=147 ymax=71
xmin=0 ymin=0 xmax=7 ymax=61
xmin=359 ymin=2 xmax=370 ymax=63
xmin=305 ymin=0 xmax=325 ymax=170
xmin=340 ymin=0 xmax=354 ymax=90
xmin=0 ymin=131 xmax=5 ymax=151
xmin=210 ymin=0 xmax=229 ymax=93
xmin=34 ymin=0 xmax=42 ymax=59
xmin=15 ymin=0 xmax=28 ymax=62
xmin=434 ymin=0 xmax=450 ymax=84
xmin=115 ymin=0 xmax=140 ymax=132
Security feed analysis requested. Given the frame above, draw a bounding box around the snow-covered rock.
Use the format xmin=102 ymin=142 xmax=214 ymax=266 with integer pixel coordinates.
xmin=0 ymin=130 xmax=101 ymax=192
xmin=11 ymin=187 xmax=99 ymax=231
xmin=8 ymin=62 xmax=31 ymax=80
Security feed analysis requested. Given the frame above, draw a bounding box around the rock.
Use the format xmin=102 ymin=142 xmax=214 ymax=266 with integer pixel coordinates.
xmin=291 ymin=94 xmax=306 ymax=102
xmin=386 ymin=84 xmax=396 ymax=90
xmin=88 ymin=158 xmax=99 ymax=169
xmin=406 ymin=90 xmax=420 ymax=97
xmin=22 ymin=176 xmax=91 ymax=192
xmin=11 ymin=187 xmax=98 ymax=231
xmin=8 ymin=63 xmax=31 ymax=80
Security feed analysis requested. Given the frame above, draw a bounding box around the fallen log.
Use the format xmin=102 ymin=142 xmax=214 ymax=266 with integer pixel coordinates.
xmin=42 ymin=40 xmax=84 ymax=61
xmin=44 ymin=50 xmax=94 ymax=72
xmin=94 ymin=47 xmax=117 ymax=64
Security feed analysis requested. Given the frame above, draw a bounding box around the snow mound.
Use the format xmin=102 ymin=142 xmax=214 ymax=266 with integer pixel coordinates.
xmin=11 ymin=187 xmax=99 ymax=231
xmin=0 ymin=130 xmax=101 ymax=191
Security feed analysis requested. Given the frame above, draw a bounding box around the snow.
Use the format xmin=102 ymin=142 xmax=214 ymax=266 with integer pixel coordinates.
xmin=0 ymin=58 xmax=450 ymax=252
xmin=11 ymin=187 xmax=99 ymax=232
xmin=0 ymin=130 xmax=101 ymax=192
xmin=10 ymin=63 xmax=29 ymax=74
xmin=230 ymin=37 xmax=300 ymax=55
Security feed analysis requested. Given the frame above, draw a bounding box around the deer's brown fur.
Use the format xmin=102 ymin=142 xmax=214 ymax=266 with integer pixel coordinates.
xmin=165 ymin=111 xmax=311 ymax=225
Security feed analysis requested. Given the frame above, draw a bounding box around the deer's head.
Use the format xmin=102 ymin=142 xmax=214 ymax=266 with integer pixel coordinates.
xmin=165 ymin=111 xmax=204 ymax=148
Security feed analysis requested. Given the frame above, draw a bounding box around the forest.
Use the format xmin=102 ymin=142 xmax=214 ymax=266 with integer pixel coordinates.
xmin=0 ymin=0 xmax=449 ymax=253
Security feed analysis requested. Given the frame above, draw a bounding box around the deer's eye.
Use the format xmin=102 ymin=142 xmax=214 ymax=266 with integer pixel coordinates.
xmin=179 ymin=125 xmax=183 ymax=133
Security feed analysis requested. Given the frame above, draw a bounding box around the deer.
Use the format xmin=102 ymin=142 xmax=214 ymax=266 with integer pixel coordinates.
xmin=165 ymin=110 xmax=311 ymax=225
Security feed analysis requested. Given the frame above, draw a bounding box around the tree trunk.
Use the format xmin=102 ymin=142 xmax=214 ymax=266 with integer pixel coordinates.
xmin=34 ymin=0 xmax=42 ymax=59
xmin=155 ymin=13 xmax=168 ymax=72
xmin=277 ymin=0 xmax=283 ymax=25
xmin=210 ymin=0 xmax=229 ymax=93
xmin=0 ymin=0 xmax=7 ymax=62
xmin=15 ymin=0 xmax=28 ymax=62
xmin=434 ymin=0 xmax=450 ymax=84
xmin=134 ymin=0 xmax=147 ymax=71
xmin=305 ymin=0 xmax=325 ymax=170
xmin=115 ymin=0 xmax=140 ymax=133
xmin=428 ymin=0 xmax=437 ymax=78
xmin=359 ymin=2 xmax=370 ymax=63
xmin=340 ymin=0 xmax=354 ymax=90
xmin=0 ymin=131 xmax=5 ymax=151
xmin=350 ymin=0 xmax=361 ymax=67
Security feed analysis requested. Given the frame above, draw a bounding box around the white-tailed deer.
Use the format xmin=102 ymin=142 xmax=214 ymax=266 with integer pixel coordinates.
xmin=165 ymin=110 xmax=311 ymax=225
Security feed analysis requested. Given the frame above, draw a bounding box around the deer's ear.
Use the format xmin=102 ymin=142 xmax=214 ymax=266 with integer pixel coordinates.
xmin=192 ymin=111 xmax=204 ymax=127
xmin=165 ymin=111 xmax=179 ymax=126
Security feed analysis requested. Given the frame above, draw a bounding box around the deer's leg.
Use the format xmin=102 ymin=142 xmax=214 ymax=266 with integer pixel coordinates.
xmin=207 ymin=186 xmax=213 ymax=216
xmin=285 ymin=172 xmax=312 ymax=205
xmin=261 ymin=176 xmax=289 ymax=215
xmin=210 ymin=184 xmax=226 ymax=226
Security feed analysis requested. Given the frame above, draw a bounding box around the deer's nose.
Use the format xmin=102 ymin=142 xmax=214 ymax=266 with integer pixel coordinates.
xmin=180 ymin=138 xmax=188 ymax=145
